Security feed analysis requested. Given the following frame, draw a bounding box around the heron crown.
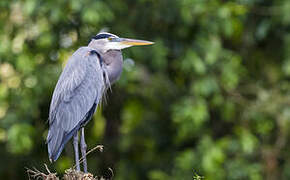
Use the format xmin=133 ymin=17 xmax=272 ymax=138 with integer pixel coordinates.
xmin=91 ymin=32 xmax=119 ymax=40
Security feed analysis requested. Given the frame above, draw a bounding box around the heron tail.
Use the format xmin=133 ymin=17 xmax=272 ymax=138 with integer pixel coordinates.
xmin=47 ymin=127 xmax=78 ymax=162
xmin=47 ymin=103 xmax=98 ymax=162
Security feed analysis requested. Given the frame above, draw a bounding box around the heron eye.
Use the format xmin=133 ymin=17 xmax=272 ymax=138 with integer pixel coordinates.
xmin=108 ymin=37 xmax=112 ymax=41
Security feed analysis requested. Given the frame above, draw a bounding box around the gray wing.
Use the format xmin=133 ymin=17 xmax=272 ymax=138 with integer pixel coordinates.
xmin=47 ymin=47 xmax=105 ymax=161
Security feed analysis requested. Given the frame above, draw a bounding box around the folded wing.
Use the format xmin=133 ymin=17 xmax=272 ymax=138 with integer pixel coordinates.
xmin=47 ymin=47 xmax=105 ymax=161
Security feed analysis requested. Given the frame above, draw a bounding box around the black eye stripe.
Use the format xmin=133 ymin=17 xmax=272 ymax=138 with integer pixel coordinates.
xmin=92 ymin=34 xmax=113 ymax=40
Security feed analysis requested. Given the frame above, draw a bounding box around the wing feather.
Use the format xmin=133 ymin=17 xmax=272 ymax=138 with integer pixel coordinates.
xmin=47 ymin=47 xmax=105 ymax=161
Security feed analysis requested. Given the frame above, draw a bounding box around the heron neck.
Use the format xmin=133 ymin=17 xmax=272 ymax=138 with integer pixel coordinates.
xmin=88 ymin=41 xmax=107 ymax=53
xmin=101 ymin=50 xmax=123 ymax=84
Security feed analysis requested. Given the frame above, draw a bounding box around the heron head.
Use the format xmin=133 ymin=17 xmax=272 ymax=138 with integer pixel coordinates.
xmin=88 ymin=32 xmax=154 ymax=53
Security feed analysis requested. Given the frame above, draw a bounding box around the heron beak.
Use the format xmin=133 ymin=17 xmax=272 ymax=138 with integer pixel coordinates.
xmin=119 ymin=38 xmax=154 ymax=46
xmin=106 ymin=38 xmax=154 ymax=51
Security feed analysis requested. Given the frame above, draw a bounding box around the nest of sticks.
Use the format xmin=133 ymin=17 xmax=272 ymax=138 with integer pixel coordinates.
xmin=27 ymin=145 xmax=113 ymax=180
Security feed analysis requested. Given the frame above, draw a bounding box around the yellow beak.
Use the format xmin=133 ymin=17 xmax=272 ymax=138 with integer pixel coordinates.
xmin=119 ymin=38 xmax=154 ymax=46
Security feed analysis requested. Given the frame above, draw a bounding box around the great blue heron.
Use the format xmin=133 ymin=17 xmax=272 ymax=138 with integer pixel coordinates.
xmin=46 ymin=32 xmax=153 ymax=172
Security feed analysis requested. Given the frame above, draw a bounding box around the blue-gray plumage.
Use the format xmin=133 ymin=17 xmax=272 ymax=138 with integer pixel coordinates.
xmin=47 ymin=47 xmax=107 ymax=160
xmin=47 ymin=32 xmax=153 ymax=173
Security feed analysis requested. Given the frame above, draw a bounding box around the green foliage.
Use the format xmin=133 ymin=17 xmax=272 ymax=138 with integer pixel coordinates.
xmin=7 ymin=123 xmax=35 ymax=154
xmin=0 ymin=0 xmax=290 ymax=179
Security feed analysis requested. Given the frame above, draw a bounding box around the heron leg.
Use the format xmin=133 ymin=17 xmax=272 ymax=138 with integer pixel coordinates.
xmin=80 ymin=127 xmax=88 ymax=173
xmin=73 ymin=132 xmax=80 ymax=171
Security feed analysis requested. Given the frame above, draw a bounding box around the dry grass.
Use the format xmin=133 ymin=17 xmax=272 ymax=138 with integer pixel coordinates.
xmin=27 ymin=166 xmax=101 ymax=180
xmin=27 ymin=145 xmax=112 ymax=180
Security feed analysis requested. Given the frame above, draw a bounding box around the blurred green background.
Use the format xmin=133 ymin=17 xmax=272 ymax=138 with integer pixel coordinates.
xmin=0 ymin=0 xmax=290 ymax=179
